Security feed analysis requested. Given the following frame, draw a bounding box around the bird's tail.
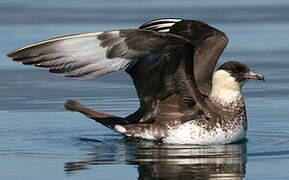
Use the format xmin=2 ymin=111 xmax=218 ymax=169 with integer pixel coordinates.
xmin=64 ymin=99 xmax=129 ymax=129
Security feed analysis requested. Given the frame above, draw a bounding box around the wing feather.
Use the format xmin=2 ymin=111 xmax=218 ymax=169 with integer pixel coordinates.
xmin=140 ymin=18 xmax=229 ymax=96
xmin=7 ymin=31 xmax=136 ymax=79
xmin=139 ymin=18 xmax=182 ymax=32
xmin=7 ymin=28 xmax=192 ymax=81
xmin=7 ymin=23 xmax=205 ymax=120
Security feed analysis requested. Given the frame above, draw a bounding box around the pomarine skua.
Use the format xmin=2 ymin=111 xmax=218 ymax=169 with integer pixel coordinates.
xmin=7 ymin=18 xmax=265 ymax=145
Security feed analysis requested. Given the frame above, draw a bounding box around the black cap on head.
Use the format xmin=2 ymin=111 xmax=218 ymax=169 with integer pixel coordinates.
xmin=218 ymin=61 xmax=265 ymax=82
xmin=218 ymin=61 xmax=250 ymax=82
xmin=218 ymin=61 xmax=249 ymax=73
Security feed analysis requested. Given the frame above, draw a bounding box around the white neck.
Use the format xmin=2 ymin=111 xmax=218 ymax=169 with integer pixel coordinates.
xmin=210 ymin=70 xmax=244 ymax=105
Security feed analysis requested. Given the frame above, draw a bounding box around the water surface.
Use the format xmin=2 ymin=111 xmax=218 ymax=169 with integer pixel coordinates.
xmin=1 ymin=0 xmax=289 ymax=179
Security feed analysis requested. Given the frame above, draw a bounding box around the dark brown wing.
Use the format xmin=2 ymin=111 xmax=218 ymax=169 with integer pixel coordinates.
xmin=8 ymin=30 xmax=190 ymax=79
xmin=125 ymin=37 xmax=200 ymax=122
xmin=7 ymin=29 xmax=200 ymax=120
xmin=140 ymin=19 xmax=229 ymax=96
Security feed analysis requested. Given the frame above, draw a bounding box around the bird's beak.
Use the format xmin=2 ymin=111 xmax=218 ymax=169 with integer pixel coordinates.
xmin=244 ymin=71 xmax=265 ymax=81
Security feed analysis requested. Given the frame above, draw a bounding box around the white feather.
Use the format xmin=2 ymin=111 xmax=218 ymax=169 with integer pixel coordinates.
xmin=164 ymin=121 xmax=246 ymax=145
xmin=210 ymin=70 xmax=243 ymax=105
xmin=9 ymin=31 xmax=133 ymax=79
xmin=141 ymin=18 xmax=182 ymax=32
xmin=11 ymin=32 xmax=103 ymax=52
xmin=146 ymin=18 xmax=182 ymax=24
xmin=114 ymin=120 xmax=246 ymax=145
xmin=158 ymin=29 xmax=170 ymax=32
xmin=144 ymin=23 xmax=176 ymax=29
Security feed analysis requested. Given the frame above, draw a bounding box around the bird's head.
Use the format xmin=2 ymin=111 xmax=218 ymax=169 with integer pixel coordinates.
xmin=216 ymin=61 xmax=264 ymax=85
xmin=217 ymin=60 xmax=264 ymax=83
xmin=210 ymin=61 xmax=264 ymax=104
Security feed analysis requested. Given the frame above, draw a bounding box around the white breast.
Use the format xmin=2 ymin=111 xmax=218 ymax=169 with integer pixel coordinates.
xmin=163 ymin=121 xmax=247 ymax=145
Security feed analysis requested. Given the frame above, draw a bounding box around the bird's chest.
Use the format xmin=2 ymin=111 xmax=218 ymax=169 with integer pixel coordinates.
xmin=163 ymin=119 xmax=246 ymax=145
xmin=163 ymin=102 xmax=247 ymax=145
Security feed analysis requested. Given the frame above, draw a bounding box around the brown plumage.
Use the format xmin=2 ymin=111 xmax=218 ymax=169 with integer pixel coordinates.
xmin=7 ymin=18 xmax=264 ymax=144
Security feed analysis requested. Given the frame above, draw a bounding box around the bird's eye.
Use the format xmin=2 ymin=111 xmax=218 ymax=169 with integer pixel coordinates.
xmin=233 ymin=67 xmax=240 ymax=73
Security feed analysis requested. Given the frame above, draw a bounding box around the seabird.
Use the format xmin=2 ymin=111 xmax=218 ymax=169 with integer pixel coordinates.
xmin=7 ymin=18 xmax=265 ymax=145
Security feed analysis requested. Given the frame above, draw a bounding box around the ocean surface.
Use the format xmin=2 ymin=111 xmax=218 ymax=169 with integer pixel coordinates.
xmin=1 ymin=0 xmax=289 ymax=179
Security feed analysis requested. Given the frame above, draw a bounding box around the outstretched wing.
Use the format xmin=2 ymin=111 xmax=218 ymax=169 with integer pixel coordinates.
xmin=7 ymin=31 xmax=130 ymax=79
xmin=7 ymin=30 xmax=188 ymax=79
xmin=140 ymin=18 xmax=229 ymax=96
xmin=7 ymin=28 xmax=201 ymax=123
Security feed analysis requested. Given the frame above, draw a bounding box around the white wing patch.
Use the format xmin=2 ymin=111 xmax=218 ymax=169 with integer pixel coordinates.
xmin=139 ymin=18 xmax=182 ymax=33
xmin=142 ymin=23 xmax=176 ymax=30
xmin=8 ymin=32 xmax=102 ymax=53
xmin=7 ymin=31 xmax=131 ymax=79
xmin=144 ymin=18 xmax=182 ymax=24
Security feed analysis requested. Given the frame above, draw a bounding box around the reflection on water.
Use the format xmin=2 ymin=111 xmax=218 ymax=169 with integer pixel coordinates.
xmin=65 ymin=138 xmax=247 ymax=179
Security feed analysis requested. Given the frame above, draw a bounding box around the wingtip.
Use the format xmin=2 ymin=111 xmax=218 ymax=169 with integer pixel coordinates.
xmin=6 ymin=50 xmax=15 ymax=58
xmin=64 ymin=99 xmax=80 ymax=111
xmin=6 ymin=47 xmax=23 ymax=58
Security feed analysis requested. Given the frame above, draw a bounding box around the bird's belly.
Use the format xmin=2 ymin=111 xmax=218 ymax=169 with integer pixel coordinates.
xmin=163 ymin=121 xmax=247 ymax=145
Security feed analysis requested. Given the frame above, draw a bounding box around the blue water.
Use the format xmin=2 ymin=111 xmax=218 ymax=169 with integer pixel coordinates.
xmin=1 ymin=0 xmax=289 ymax=179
